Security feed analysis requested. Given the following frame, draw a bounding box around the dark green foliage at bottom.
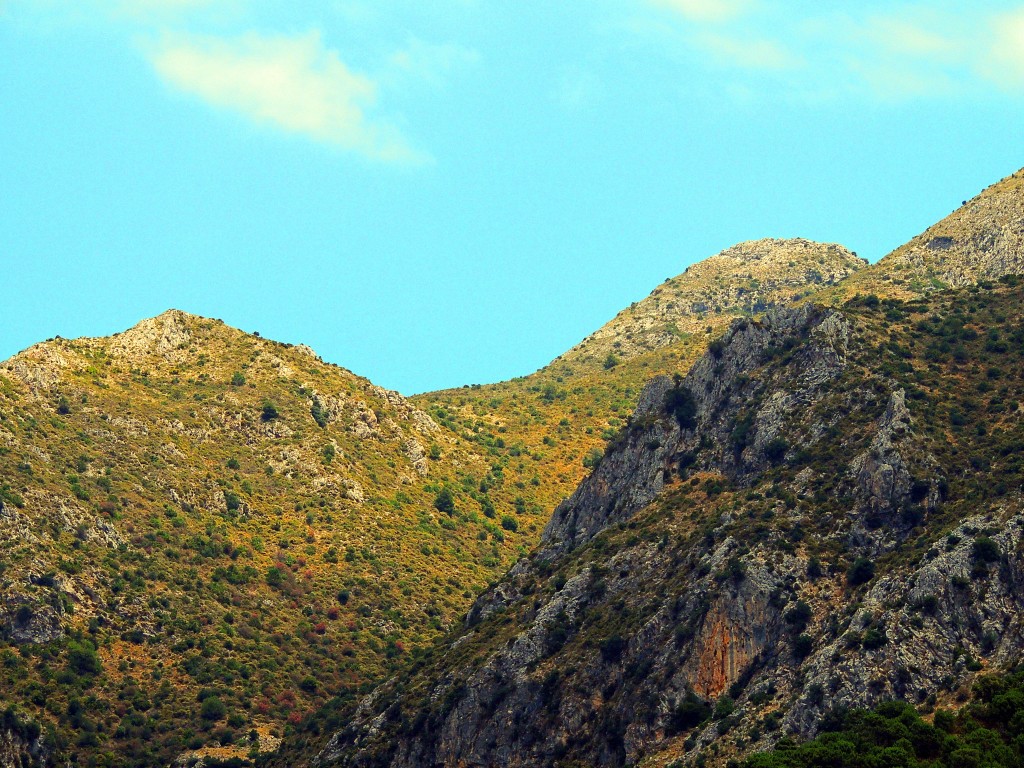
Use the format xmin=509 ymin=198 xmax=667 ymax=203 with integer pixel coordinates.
xmin=744 ymin=668 xmax=1024 ymax=768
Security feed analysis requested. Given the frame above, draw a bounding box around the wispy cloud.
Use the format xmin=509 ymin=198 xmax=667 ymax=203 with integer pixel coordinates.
xmin=388 ymin=37 xmax=479 ymax=88
xmin=148 ymin=31 xmax=428 ymax=163
xmin=981 ymin=8 xmax=1024 ymax=89
xmin=632 ymin=2 xmax=1024 ymax=103
xmin=695 ymin=32 xmax=801 ymax=71
xmin=649 ymin=0 xmax=754 ymax=24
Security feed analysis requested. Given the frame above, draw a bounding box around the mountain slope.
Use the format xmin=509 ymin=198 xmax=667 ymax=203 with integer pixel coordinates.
xmin=562 ymin=238 xmax=863 ymax=368
xmin=311 ymin=276 xmax=1024 ymax=768
xmin=816 ymin=167 xmax=1024 ymax=304
xmin=0 ymin=311 xmax=549 ymax=767
xmin=413 ymin=239 xmax=864 ymax=521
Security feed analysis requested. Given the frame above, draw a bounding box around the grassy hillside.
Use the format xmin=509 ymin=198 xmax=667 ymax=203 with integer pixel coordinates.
xmin=0 ymin=311 xmax=551 ymax=766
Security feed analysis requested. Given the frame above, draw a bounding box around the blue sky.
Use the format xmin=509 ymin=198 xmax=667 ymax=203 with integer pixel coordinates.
xmin=2 ymin=1 xmax=1023 ymax=393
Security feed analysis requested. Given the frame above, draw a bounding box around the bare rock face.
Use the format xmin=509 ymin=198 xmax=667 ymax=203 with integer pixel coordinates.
xmin=544 ymin=304 xmax=851 ymax=555
xmin=0 ymin=721 xmax=50 ymax=768
xmin=3 ymin=343 xmax=71 ymax=392
xmin=108 ymin=309 xmax=194 ymax=363
xmin=895 ymin=170 xmax=1024 ymax=287
xmin=313 ymin=305 xmax=876 ymax=768
xmin=0 ymin=595 xmax=64 ymax=645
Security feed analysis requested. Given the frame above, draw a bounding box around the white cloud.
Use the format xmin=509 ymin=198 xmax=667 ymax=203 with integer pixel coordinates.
xmin=860 ymin=13 xmax=958 ymax=59
xmin=388 ymin=37 xmax=479 ymax=87
xmin=980 ymin=8 xmax=1024 ymax=89
xmin=633 ymin=2 xmax=1024 ymax=103
xmin=650 ymin=0 xmax=753 ymax=24
xmin=148 ymin=31 xmax=428 ymax=163
xmin=695 ymin=32 xmax=801 ymax=70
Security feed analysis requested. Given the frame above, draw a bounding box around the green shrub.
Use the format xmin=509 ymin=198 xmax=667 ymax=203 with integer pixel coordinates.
xmin=972 ymin=536 xmax=1000 ymax=564
xmin=764 ymin=437 xmax=788 ymax=464
xmin=665 ymin=379 xmax=698 ymax=429
xmin=433 ymin=488 xmax=455 ymax=514
xmin=784 ymin=601 xmax=813 ymax=633
xmin=847 ymin=557 xmax=875 ymax=586
xmin=67 ymin=639 xmax=102 ymax=676
xmin=310 ymin=398 xmax=328 ymax=428
xmin=265 ymin=567 xmax=285 ymax=588
xmin=793 ymin=634 xmax=813 ymax=659
xmin=200 ymin=696 xmax=226 ymax=721
xmin=861 ymin=627 xmax=887 ymax=650
xmin=668 ymin=692 xmax=711 ymax=734
xmin=713 ymin=695 xmax=735 ymax=720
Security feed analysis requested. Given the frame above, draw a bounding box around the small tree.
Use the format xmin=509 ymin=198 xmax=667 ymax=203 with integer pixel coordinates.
xmin=224 ymin=491 xmax=241 ymax=512
xmin=265 ymin=566 xmax=285 ymax=588
xmin=665 ymin=377 xmax=697 ymax=429
xmin=200 ymin=696 xmax=227 ymax=721
xmin=582 ymin=447 xmax=603 ymax=470
xmin=261 ymin=402 xmax=279 ymax=422
xmin=847 ymin=557 xmax=875 ymax=586
xmin=230 ymin=372 xmax=246 ymax=387
xmin=971 ymin=536 xmax=1000 ymax=564
xmin=67 ymin=639 xmax=102 ymax=676
xmin=433 ymin=488 xmax=455 ymax=514
xmin=310 ymin=398 xmax=328 ymax=428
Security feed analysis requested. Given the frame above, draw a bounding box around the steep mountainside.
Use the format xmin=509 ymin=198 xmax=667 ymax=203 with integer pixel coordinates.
xmin=413 ymin=239 xmax=864 ymax=521
xmin=816 ymin=167 xmax=1024 ymax=304
xmin=309 ymin=277 xmax=1024 ymax=768
xmin=0 ymin=312 xmax=551 ymax=767
xmin=562 ymin=238 xmax=863 ymax=368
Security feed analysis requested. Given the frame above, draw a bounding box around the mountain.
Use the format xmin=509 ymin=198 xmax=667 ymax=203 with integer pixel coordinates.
xmin=4 ymin=165 xmax=1024 ymax=768
xmin=560 ymin=238 xmax=863 ymax=368
xmin=0 ymin=311 xmax=552 ymax=767
xmin=412 ymin=239 xmax=864 ymax=521
xmin=816 ymin=167 xmax=1024 ymax=304
xmin=309 ymin=275 xmax=1024 ymax=768
xmin=0 ymin=241 xmax=858 ymax=768
xmin=294 ymin=167 xmax=1024 ymax=768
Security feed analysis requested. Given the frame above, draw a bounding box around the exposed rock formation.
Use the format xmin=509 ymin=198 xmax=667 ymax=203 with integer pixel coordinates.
xmin=311 ymin=280 xmax=1024 ymax=768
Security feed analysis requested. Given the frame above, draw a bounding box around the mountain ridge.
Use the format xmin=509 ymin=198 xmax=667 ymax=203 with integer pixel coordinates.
xmin=289 ymin=164 xmax=1024 ymax=768
xmin=2 ymin=166 xmax=1024 ymax=768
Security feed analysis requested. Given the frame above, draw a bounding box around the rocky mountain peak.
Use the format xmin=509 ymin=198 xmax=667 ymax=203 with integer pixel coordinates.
xmin=107 ymin=308 xmax=200 ymax=363
xmin=821 ymin=166 xmax=1024 ymax=302
xmin=562 ymin=238 xmax=864 ymax=367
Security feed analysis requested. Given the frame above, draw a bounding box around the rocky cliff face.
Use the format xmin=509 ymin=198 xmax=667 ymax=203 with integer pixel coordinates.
xmin=310 ymin=278 xmax=1024 ymax=768
xmin=0 ymin=713 xmax=51 ymax=768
